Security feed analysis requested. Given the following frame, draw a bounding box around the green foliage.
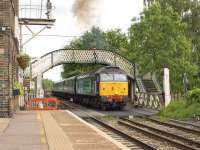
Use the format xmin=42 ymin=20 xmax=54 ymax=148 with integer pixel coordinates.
xmin=14 ymin=81 xmax=24 ymax=96
xmin=104 ymin=29 xmax=128 ymax=52
xmin=158 ymin=0 xmax=200 ymax=81
xmin=128 ymin=2 xmax=197 ymax=92
xmin=82 ymin=27 xmax=107 ymax=49
xmin=61 ymin=64 xmax=102 ymax=79
xmin=42 ymin=79 xmax=54 ymax=91
xmin=186 ymin=88 xmax=200 ymax=104
xmin=158 ymin=101 xmax=200 ymax=120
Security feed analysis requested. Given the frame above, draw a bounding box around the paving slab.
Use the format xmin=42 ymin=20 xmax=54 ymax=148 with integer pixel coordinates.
xmin=0 ymin=118 xmax=10 ymax=132
xmin=0 ymin=111 xmax=48 ymax=150
xmin=40 ymin=111 xmax=73 ymax=150
xmin=50 ymin=110 xmax=127 ymax=150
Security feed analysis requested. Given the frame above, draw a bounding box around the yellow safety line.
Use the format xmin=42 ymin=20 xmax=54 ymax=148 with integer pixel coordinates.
xmin=37 ymin=111 xmax=47 ymax=144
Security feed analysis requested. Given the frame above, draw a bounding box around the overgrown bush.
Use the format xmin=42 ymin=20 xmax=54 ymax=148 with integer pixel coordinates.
xmin=186 ymin=88 xmax=200 ymax=104
xmin=158 ymin=101 xmax=200 ymax=120
xmin=158 ymin=101 xmax=187 ymax=119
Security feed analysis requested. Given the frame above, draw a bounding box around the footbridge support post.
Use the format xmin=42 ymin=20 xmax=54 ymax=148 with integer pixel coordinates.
xmin=129 ymin=78 xmax=136 ymax=103
xmin=163 ymin=68 xmax=171 ymax=107
xmin=36 ymin=74 xmax=44 ymax=98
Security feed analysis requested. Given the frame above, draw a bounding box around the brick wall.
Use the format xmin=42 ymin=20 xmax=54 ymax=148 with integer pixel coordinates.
xmin=0 ymin=0 xmax=19 ymax=117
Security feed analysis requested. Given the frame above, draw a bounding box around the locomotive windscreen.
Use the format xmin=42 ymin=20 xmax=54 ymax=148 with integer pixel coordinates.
xmin=100 ymin=74 xmax=127 ymax=81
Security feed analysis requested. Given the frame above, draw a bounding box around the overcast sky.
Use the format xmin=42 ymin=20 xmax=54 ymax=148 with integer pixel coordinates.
xmin=21 ymin=0 xmax=143 ymax=81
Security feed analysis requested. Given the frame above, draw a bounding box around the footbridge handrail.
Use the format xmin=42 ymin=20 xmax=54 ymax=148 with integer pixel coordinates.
xmin=25 ymin=49 xmax=136 ymax=79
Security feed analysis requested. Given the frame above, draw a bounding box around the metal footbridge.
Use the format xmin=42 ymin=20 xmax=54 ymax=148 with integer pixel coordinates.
xmin=25 ymin=49 xmax=164 ymax=110
xmin=27 ymin=49 xmax=135 ymax=79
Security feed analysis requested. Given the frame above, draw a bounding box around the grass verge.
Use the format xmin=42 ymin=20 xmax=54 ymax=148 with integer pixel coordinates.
xmin=158 ymin=100 xmax=200 ymax=120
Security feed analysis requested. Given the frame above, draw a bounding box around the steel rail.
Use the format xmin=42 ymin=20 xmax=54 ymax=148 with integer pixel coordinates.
xmin=60 ymin=100 xmax=76 ymax=109
xmin=118 ymin=120 xmax=198 ymax=150
xmin=120 ymin=118 xmax=200 ymax=149
xmin=89 ymin=117 xmax=157 ymax=150
xmin=143 ymin=117 xmax=200 ymax=135
xmin=170 ymin=119 xmax=200 ymax=129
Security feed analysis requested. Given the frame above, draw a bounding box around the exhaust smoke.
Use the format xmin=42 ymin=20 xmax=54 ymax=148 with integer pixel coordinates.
xmin=72 ymin=0 xmax=102 ymax=30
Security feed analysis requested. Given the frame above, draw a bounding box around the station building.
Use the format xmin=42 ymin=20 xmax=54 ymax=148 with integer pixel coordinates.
xmin=0 ymin=0 xmax=19 ymax=117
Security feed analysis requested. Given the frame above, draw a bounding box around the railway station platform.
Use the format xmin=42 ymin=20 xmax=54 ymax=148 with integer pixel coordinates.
xmin=0 ymin=110 xmax=126 ymax=150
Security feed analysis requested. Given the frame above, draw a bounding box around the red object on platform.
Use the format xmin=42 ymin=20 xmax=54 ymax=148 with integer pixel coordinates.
xmin=28 ymin=97 xmax=59 ymax=110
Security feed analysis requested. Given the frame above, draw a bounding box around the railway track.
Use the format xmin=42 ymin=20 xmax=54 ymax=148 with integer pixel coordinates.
xmin=86 ymin=117 xmax=157 ymax=150
xmin=120 ymin=118 xmax=200 ymax=150
xmin=169 ymin=119 xmax=200 ymax=130
xmin=142 ymin=117 xmax=200 ymax=136
xmin=59 ymin=100 xmax=78 ymax=109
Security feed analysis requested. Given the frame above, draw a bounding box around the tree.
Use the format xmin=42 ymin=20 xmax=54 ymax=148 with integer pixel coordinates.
xmin=61 ymin=63 xmax=102 ymax=79
xmin=81 ymin=27 xmax=107 ymax=49
xmin=104 ymin=29 xmax=128 ymax=54
xmin=42 ymin=79 xmax=54 ymax=91
xmin=158 ymin=0 xmax=200 ymax=70
xmin=128 ymin=3 xmax=197 ymax=92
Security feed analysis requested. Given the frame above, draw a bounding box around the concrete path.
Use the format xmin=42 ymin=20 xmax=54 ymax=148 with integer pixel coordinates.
xmin=40 ymin=111 xmax=74 ymax=150
xmin=0 ymin=111 xmax=48 ymax=150
xmin=0 ymin=118 xmax=10 ymax=132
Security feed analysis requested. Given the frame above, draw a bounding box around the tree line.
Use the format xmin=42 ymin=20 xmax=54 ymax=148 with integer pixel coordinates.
xmin=61 ymin=0 xmax=200 ymax=93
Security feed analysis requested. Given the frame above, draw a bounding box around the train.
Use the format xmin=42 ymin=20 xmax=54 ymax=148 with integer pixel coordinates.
xmin=52 ymin=66 xmax=129 ymax=110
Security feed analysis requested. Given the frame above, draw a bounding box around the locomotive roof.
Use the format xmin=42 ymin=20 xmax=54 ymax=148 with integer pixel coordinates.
xmin=96 ymin=66 xmax=126 ymax=74
xmin=77 ymin=66 xmax=126 ymax=79
xmin=55 ymin=66 xmax=127 ymax=83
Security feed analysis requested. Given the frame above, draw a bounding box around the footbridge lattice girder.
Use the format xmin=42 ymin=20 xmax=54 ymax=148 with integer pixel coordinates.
xmin=26 ymin=49 xmax=136 ymax=79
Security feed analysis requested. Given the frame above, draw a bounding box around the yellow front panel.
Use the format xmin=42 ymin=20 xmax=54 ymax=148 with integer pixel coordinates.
xmin=99 ymin=82 xmax=128 ymax=96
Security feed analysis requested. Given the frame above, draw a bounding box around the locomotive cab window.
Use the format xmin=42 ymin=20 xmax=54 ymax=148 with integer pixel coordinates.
xmin=114 ymin=74 xmax=127 ymax=81
xmin=100 ymin=74 xmax=113 ymax=81
xmin=100 ymin=74 xmax=127 ymax=81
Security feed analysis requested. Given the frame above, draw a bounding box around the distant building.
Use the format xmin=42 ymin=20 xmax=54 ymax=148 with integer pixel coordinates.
xmin=0 ymin=0 xmax=19 ymax=117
